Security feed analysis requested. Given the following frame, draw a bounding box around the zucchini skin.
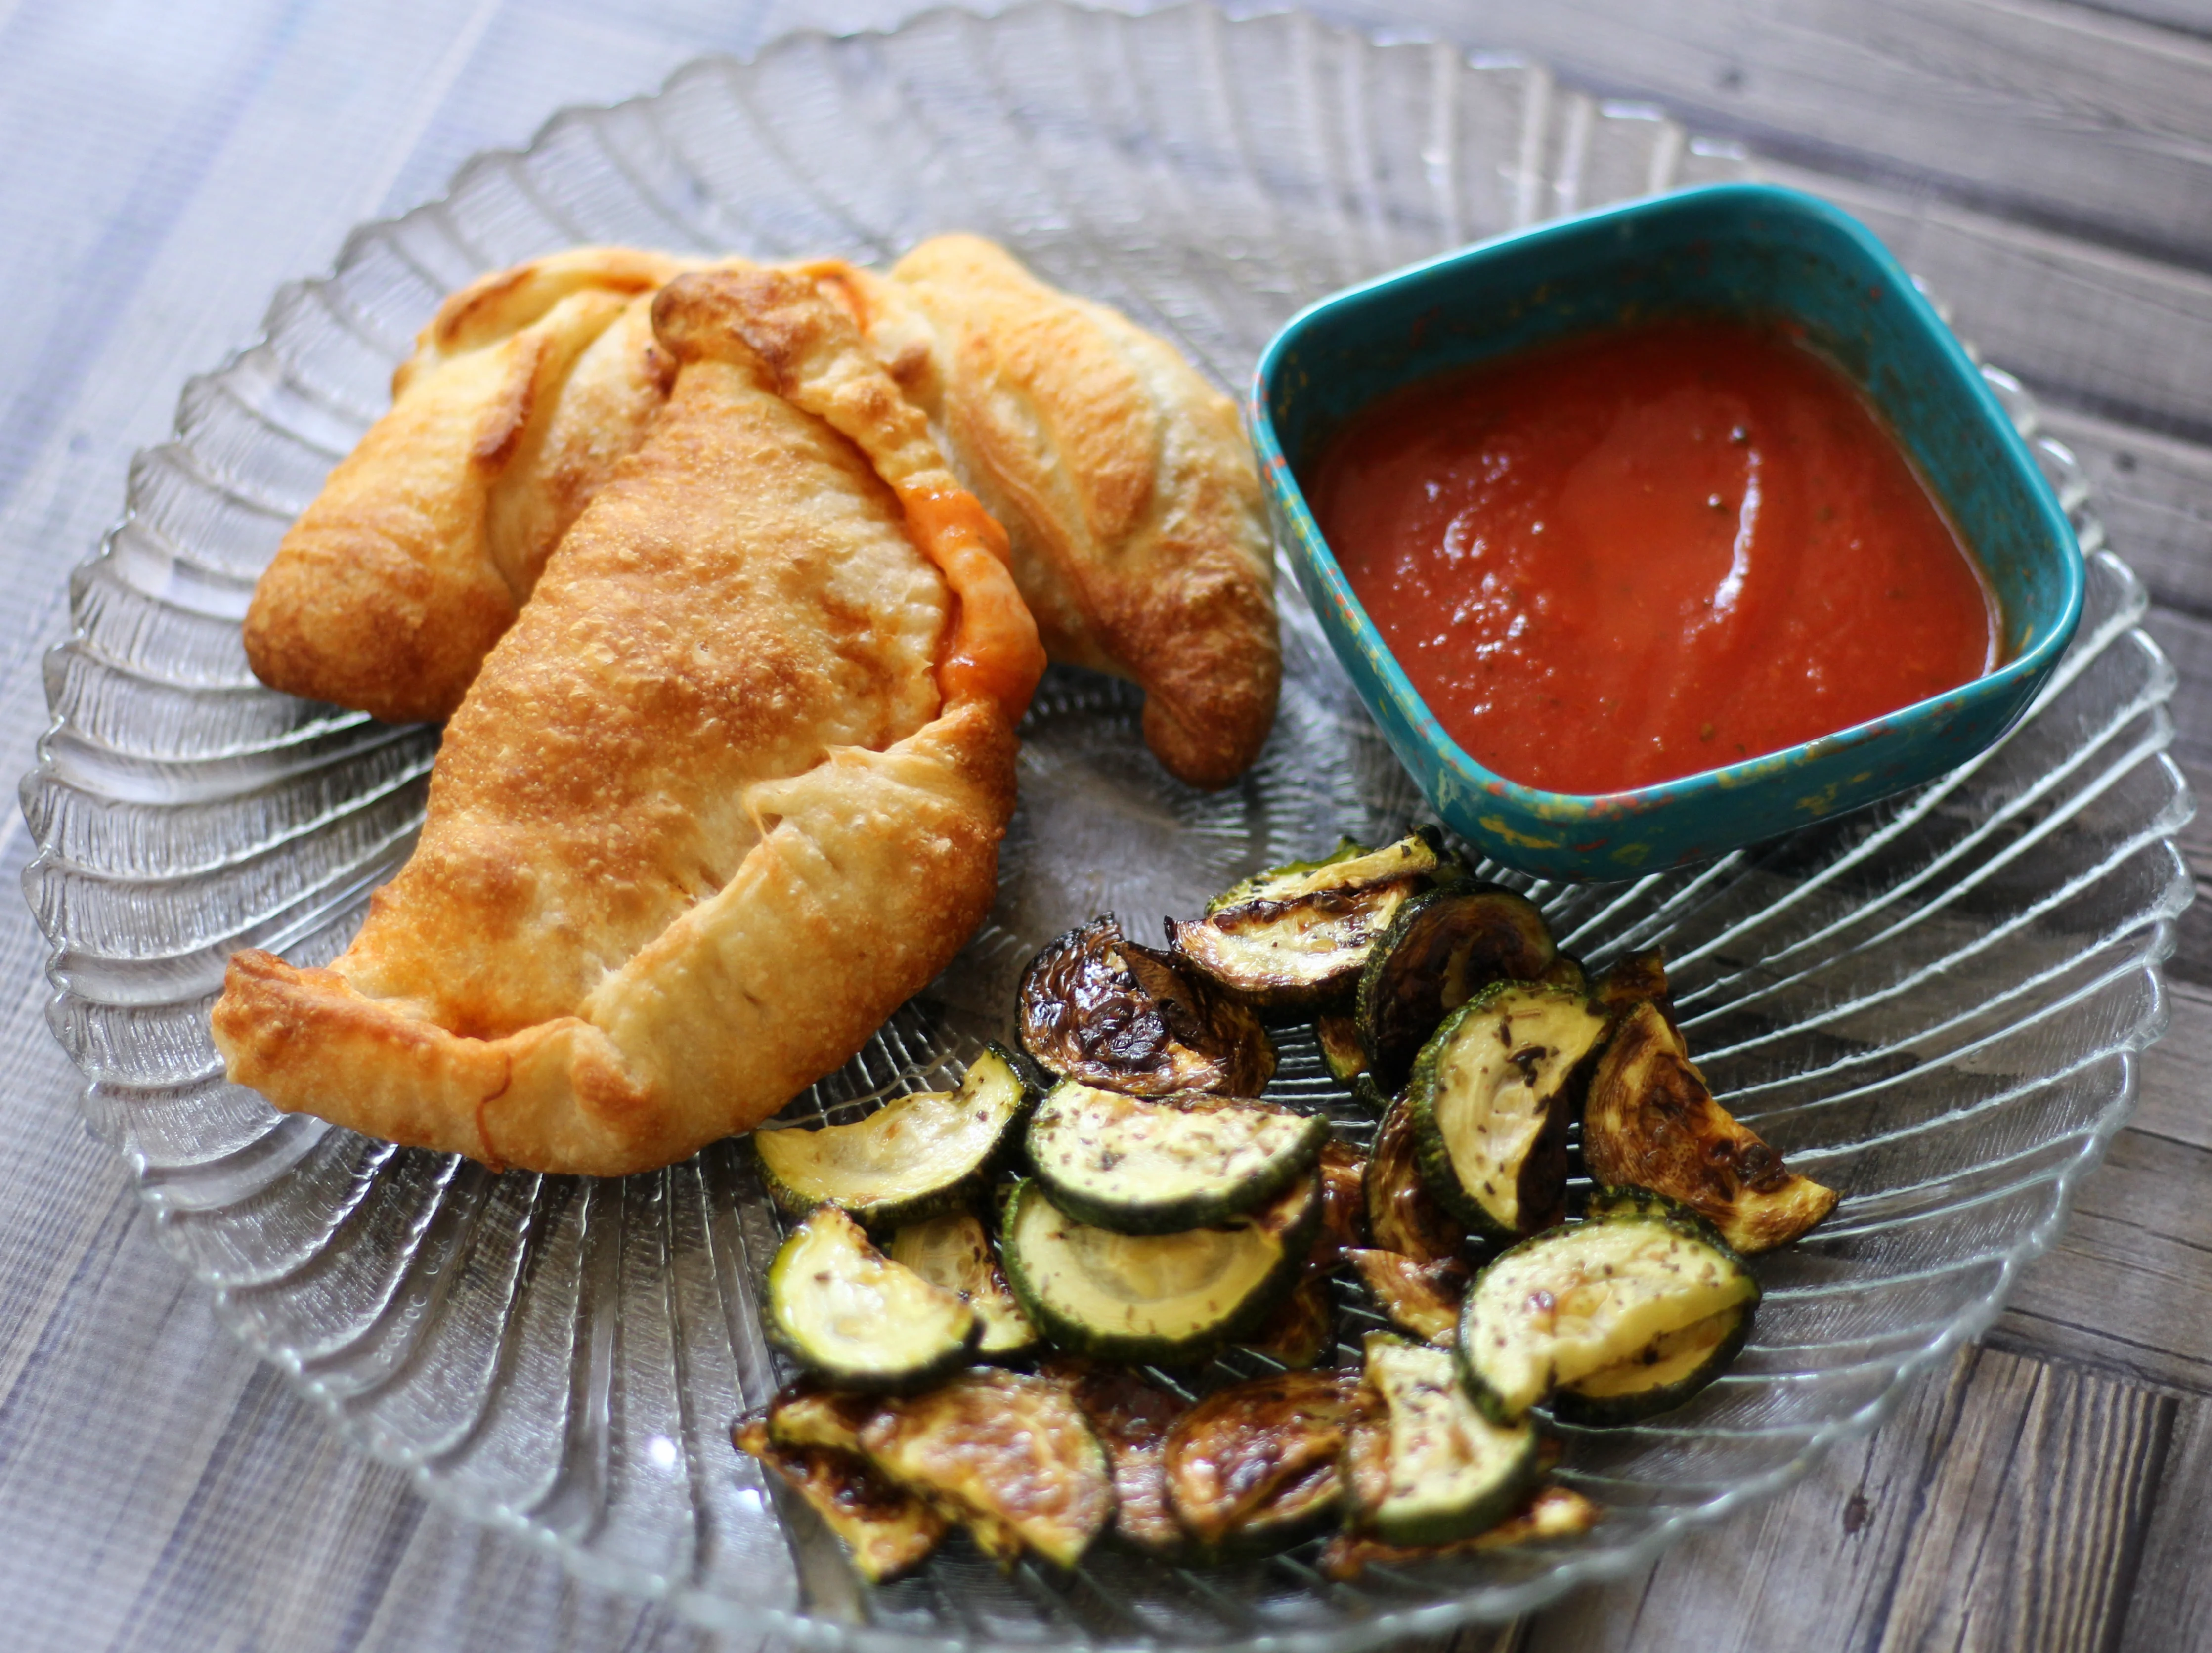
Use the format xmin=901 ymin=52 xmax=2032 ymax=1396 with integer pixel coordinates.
xmin=1406 ymin=983 xmax=1603 ymax=1244
xmin=1454 ymin=1186 xmax=1760 ymax=1425
xmin=1548 ymin=1301 xmax=1753 ymax=1426
xmin=764 ymin=1206 xmax=982 ymax=1392
xmin=1355 ymin=885 xmax=1557 ymax=1092
xmin=753 ymin=1044 xmax=1034 ymax=1231
xmin=998 ymin=1175 xmax=1321 ymax=1366
xmin=1024 ymin=1082 xmax=1329 ymax=1235
xmin=1345 ymin=1334 xmax=1540 ymax=1547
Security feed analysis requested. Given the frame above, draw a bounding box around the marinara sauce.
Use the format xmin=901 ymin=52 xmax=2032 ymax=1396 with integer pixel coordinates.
xmin=1308 ymin=320 xmax=1998 ymax=794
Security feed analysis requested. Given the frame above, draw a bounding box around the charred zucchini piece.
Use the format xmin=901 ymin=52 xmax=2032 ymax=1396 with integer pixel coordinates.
xmin=1457 ymin=1189 xmax=1759 ymax=1422
xmin=1343 ymin=1334 xmax=1540 ymax=1546
xmin=1319 ymin=1483 xmax=1602 ymax=1579
xmin=1169 ymin=831 xmax=1443 ymax=1006
xmin=1043 ymin=1360 xmax=1193 ymax=1556
xmin=765 ymin=1206 xmax=979 ymax=1390
xmin=1345 ymin=1249 xmax=1470 ymax=1347
xmin=1350 ymin=1072 xmax=1393 ymax=1115
xmin=754 ymin=1046 xmax=1030 ymax=1229
xmin=1408 ymin=983 xmax=1606 ymax=1242
xmin=1541 ymin=955 xmax=1588 ymax=993
xmin=1317 ymin=1011 xmax=1369 ymax=1081
xmin=1590 ymin=948 xmax=1671 ymax=1016
xmin=1019 ymin=916 xmax=1277 ymax=1096
xmin=999 ymin=1175 xmax=1320 ymax=1364
xmin=1366 ymin=1094 xmax=1465 ymax=1265
xmin=1356 ymin=886 xmax=1557 ymax=1090
xmin=1242 ymin=1272 xmax=1335 ymax=1368
xmin=1311 ymin=1138 xmax=1370 ymax=1266
xmin=765 ymin=1379 xmax=882 ymax=1454
xmin=1552 ymin=1302 xmax=1752 ymax=1425
xmin=886 ymin=1210 xmax=1038 ymax=1357
xmin=859 ymin=1367 xmax=1113 ymax=1569
xmin=1583 ymin=1000 xmax=1838 ymax=1252
xmin=1025 ymin=1081 xmax=1329 ymax=1234
xmin=734 ymin=1413 xmax=947 ymax=1583
xmin=1163 ymin=1370 xmax=1357 ymax=1554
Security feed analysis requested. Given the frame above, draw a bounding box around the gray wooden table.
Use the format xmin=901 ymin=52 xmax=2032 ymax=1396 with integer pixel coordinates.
xmin=3 ymin=1 xmax=2209 ymax=1649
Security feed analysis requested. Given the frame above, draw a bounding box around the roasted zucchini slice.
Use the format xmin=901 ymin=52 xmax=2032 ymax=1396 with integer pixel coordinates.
xmin=1319 ymin=1483 xmax=1602 ymax=1579
xmin=765 ymin=1378 xmax=882 ymax=1454
xmin=1355 ymin=886 xmax=1557 ymax=1090
xmin=1583 ymin=1000 xmax=1839 ymax=1253
xmin=1590 ymin=948 xmax=1672 ymax=1023
xmin=998 ymin=1175 xmax=1319 ymax=1364
xmin=1551 ymin=1302 xmax=1752 ymax=1425
xmin=886 ymin=1210 xmax=1039 ymax=1357
xmin=1342 ymin=1333 xmax=1540 ymax=1546
xmin=753 ymin=1045 xmax=1030 ymax=1229
xmin=1019 ymin=916 xmax=1277 ymax=1096
xmin=1168 ymin=831 xmax=1443 ymax=1006
xmin=1043 ymin=1359 xmax=1193 ymax=1556
xmin=1311 ymin=1138 xmax=1370 ymax=1266
xmin=734 ymin=1412 xmax=947 ymax=1583
xmin=765 ymin=1206 xmax=979 ymax=1390
xmin=1541 ymin=955 xmax=1588 ymax=993
xmin=1350 ymin=1072 xmax=1393 ymax=1115
xmin=1408 ymin=983 xmax=1606 ymax=1242
xmin=1242 ymin=1272 xmax=1336 ymax=1368
xmin=1163 ymin=1370 xmax=1358 ymax=1554
xmin=1316 ymin=1010 xmax=1369 ymax=1081
xmin=1025 ymin=1080 xmax=1328 ymax=1234
xmin=859 ymin=1367 xmax=1113 ymax=1569
xmin=1457 ymin=1189 xmax=1759 ymax=1422
xmin=1366 ymin=1094 xmax=1465 ymax=1265
xmin=1345 ymin=1249 xmax=1470 ymax=1348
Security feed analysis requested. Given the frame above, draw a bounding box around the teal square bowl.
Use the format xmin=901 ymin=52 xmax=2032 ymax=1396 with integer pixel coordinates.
xmin=1251 ymin=182 xmax=2084 ymax=880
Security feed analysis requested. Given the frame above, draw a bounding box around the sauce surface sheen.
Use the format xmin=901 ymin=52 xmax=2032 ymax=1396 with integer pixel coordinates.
xmin=1308 ymin=320 xmax=1997 ymax=794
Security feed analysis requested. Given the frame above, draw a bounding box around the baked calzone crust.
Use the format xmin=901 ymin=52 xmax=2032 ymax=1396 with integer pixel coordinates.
xmin=839 ymin=235 xmax=1280 ymax=789
xmin=212 ymin=269 xmax=1044 ymax=1176
xmin=242 ymin=246 xmax=701 ymax=723
xmin=241 ymin=238 xmax=1280 ymax=786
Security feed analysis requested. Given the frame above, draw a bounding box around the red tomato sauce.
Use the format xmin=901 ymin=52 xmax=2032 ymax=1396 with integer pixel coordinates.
xmin=1308 ymin=320 xmax=1998 ymax=795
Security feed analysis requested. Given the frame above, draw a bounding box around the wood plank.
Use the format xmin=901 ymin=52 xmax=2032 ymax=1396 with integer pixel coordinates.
xmin=2136 ymin=980 xmax=2212 ymax=1154
xmin=1872 ymin=1348 xmax=2171 ymax=1652
xmin=1519 ymin=1348 xmax=1973 ymax=1653
xmin=2117 ymin=1394 xmax=2212 ymax=1653
xmin=2037 ymin=405 xmax=2212 ymax=618
xmin=1989 ymin=1127 xmax=2212 ymax=1395
xmin=1404 ymin=0 xmax=2212 ymax=264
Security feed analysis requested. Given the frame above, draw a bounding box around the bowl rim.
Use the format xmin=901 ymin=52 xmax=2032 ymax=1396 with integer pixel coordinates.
xmin=1247 ymin=179 xmax=2089 ymax=826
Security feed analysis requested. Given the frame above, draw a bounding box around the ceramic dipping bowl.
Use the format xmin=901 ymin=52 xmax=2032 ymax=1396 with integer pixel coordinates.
xmin=1250 ymin=181 xmax=2084 ymax=880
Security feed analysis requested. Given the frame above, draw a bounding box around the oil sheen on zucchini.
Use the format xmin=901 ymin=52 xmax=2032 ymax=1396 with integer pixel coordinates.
xmin=886 ymin=1210 xmax=1038 ymax=1357
xmin=859 ymin=1368 xmax=1113 ymax=1569
xmin=1457 ymin=1188 xmax=1759 ymax=1422
xmin=1025 ymin=1080 xmax=1329 ymax=1234
xmin=1551 ymin=1301 xmax=1752 ymax=1425
xmin=753 ymin=1045 xmax=1029 ymax=1229
xmin=1168 ymin=831 xmax=1443 ymax=1007
xmin=1355 ymin=886 xmax=1558 ymax=1091
xmin=1366 ymin=1094 xmax=1465 ymax=1265
xmin=1583 ymin=1000 xmax=1839 ymax=1253
xmin=765 ymin=1205 xmax=979 ymax=1390
xmin=1343 ymin=1334 xmax=1539 ymax=1546
xmin=1408 ymin=983 xmax=1607 ymax=1242
xmin=733 ymin=1413 xmax=947 ymax=1582
xmin=1163 ymin=1370 xmax=1358 ymax=1554
xmin=1345 ymin=1249 xmax=1470 ymax=1347
xmin=998 ymin=1175 xmax=1319 ymax=1364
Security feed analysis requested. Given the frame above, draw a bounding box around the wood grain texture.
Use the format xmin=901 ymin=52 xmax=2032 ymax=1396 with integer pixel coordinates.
xmin=0 ymin=0 xmax=2209 ymax=1650
xmin=1873 ymin=1350 xmax=2171 ymax=1653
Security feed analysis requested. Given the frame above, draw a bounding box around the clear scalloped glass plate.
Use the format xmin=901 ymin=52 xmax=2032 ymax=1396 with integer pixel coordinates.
xmin=19 ymin=4 xmax=2192 ymax=1648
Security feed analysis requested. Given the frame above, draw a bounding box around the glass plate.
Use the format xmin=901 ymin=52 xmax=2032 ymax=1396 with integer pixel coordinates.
xmin=20 ymin=4 xmax=2191 ymax=1647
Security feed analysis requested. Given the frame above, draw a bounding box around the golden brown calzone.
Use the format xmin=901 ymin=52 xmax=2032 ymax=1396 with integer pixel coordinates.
xmin=838 ymin=236 xmax=1280 ymax=789
xmin=242 ymin=239 xmax=1280 ymax=786
xmin=212 ymin=269 xmax=1045 ymax=1176
xmin=242 ymin=246 xmax=701 ymax=723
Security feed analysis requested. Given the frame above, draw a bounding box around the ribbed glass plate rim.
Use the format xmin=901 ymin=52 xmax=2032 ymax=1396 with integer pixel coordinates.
xmin=19 ymin=4 xmax=2191 ymax=1648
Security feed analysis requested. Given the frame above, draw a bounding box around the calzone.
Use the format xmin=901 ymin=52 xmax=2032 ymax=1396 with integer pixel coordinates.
xmin=241 ymin=239 xmax=1280 ymax=787
xmin=243 ymin=246 xmax=702 ymax=723
xmin=212 ymin=268 xmax=1045 ymax=1176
